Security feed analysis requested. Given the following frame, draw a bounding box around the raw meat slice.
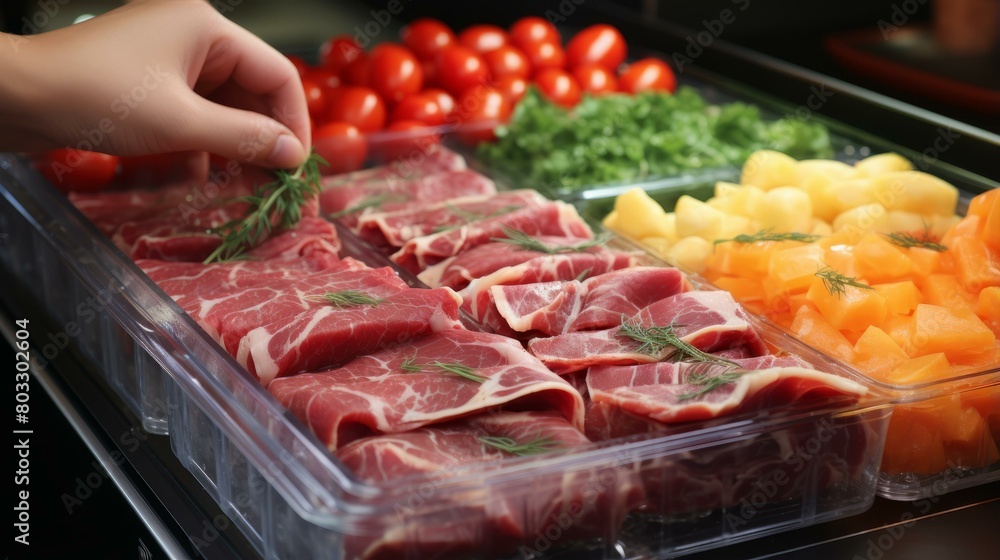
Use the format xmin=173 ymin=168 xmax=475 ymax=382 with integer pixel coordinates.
xmin=587 ymin=355 xmax=867 ymax=423
xmin=337 ymin=411 xmax=642 ymax=560
xmin=418 ymin=234 xmax=604 ymax=289
xmin=320 ymin=169 xmax=495 ymax=226
xmin=268 ymin=330 xmax=585 ymax=449
xmin=527 ymin=291 xmax=768 ymax=375
xmin=492 ymin=267 xmax=691 ymax=335
xmin=320 ymin=144 xmax=466 ymax=189
xmin=239 ymin=287 xmax=464 ymax=386
xmin=356 ymin=189 xmax=548 ymax=249
xmin=390 ymin=201 xmax=593 ymax=273
xmin=240 ymin=216 xmax=341 ymax=260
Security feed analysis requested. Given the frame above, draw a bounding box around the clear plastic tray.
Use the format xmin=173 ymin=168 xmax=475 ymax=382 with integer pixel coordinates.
xmin=1 ymin=152 xmax=893 ymax=559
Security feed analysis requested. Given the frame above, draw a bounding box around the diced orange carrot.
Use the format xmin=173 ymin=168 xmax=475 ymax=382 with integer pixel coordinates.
xmin=711 ymin=276 xmax=764 ymax=304
xmin=976 ymin=191 xmax=1000 ymax=248
xmin=823 ymin=245 xmax=859 ymax=278
xmin=951 ymin=236 xmax=1000 ymax=292
xmin=908 ymin=246 xmax=942 ymax=276
xmin=909 ymin=304 xmax=997 ymax=363
xmin=873 ymin=281 xmax=922 ymax=315
xmin=768 ymin=244 xmax=826 ymax=293
xmin=853 ymin=326 xmax=911 ymax=381
xmin=789 ymin=305 xmax=854 ymax=363
xmin=887 ymin=352 xmax=951 ymax=384
xmin=762 ymin=291 xmax=809 ymax=327
xmin=806 ymin=276 xmax=887 ymax=331
xmin=941 ymin=406 xmax=1000 ymax=469
xmin=918 ymin=273 xmax=977 ymax=311
xmin=882 ymin=406 xmax=949 ymax=475
xmin=967 ymin=189 xmax=1000 ymax=220
xmin=705 ymin=242 xmax=773 ymax=278
xmin=962 ymin=386 xmax=1000 ymax=420
xmin=940 ymin=215 xmax=981 ymax=248
xmin=978 ymin=286 xmax=1000 ymax=338
xmin=854 ymin=233 xmax=913 ymax=283
xmin=883 ymin=313 xmax=913 ymax=352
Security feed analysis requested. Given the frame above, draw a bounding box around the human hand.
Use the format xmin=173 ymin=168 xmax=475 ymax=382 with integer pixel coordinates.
xmin=1 ymin=0 xmax=310 ymax=169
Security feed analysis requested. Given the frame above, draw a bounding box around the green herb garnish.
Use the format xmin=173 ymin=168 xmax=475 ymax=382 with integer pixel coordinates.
xmin=617 ymin=319 xmax=739 ymax=368
xmin=304 ymin=290 xmax=384 ymax=308
xmin=677 ymin=369 xmax=744 ymax=401
xmin=400 ymin=355 xmax=422 ymax=372
xmin=815 ymin=266 xmax=873 ymax=298
xmin=882 ymin=231 xmax=948 ymax=252
xmin=479 ymin=436 xmax=560 ymax=456
xmin=492 ymin=226 xmax=611 ymax=254
xmin=430 ymin=361 xmax=487 ymax=383
xmin=204 ymin=152 xmax=325 ymax=263
xmin=431 ymin=204 xmax=522 ymax=233
xmin=714 ymin=229 xmax=821 ymax=245
xmin=329 ymin=193 xmax=399 ymax=219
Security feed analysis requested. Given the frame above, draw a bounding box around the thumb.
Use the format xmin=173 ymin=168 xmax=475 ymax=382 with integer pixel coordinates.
xmin=173 ymin=94 xmax=308 ymax=169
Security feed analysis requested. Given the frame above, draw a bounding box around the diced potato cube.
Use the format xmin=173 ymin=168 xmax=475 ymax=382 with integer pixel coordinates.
xmin=640 ymin=236 xmax=674 ymax=258
xmin=669 ymin=236 xmax=713 ymax=273
xmin=832 ymin=203 xmax=891 ymax=241
xmin=871 ymin=171 xmax=959 ymax=215
xmin=714 ymin=181 xmax=742 ymax=199
xmin=741 ymin=150 xmax=797 ymax=190
xmin=602 ymin=210 xmax=619 ymax=229
xmin=810 ymin=219 xmax=833 ymax=236
xmin=887 ymin=210 xmax=928 ymax=234
xmin=716 ymin=214 xmax=754 ymax=241
xmin=829 ymin=178 xmax=879 ymax=215
xmin=675 ymin=195 xmax=725 ymax=240
xmin=757 ymin=187 xmax=813 ymax=232
xmin=796 ymin=159 xmax=856 ymax=186
xmin=611 ymin=188 xmax=673 ymax=240
xmin=854 ymin=153 xmax=913 ymax=176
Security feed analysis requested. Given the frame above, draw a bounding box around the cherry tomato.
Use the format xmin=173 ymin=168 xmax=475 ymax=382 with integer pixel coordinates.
xmin=509 ymin=17 xmax=560 ymax=50
xmin=286 ymin=54 xmax=309 ymax=77
xmin=319 ymin=35 xmax=364 ymax=75
xmin=300 ymin=77 xmax=329 ymax=121
xmin=534 ymin=68 xmax=582 ymax=108
xmin=618 ymin=58 xmax=677 ymax=94
xmin=305 ymin=67 xmax=342 ymax=90
xmin=522 ymin=41 xmax=565 ymax=75
xmin=391 ymin=92 xmax=446 ymax=126
xmin=458 ymin=24 xmax=508 ymax=54
xmin=495 ymin=76 xmax=528 ymax=107
xmin=572 ymin=64 xmax=618 ymax=95
xmin=37 ymin=149 xmax=119 ymax=193
xmin=483 ymin=45 xmax=530 ymax=82
xmin=401 ymin=18 xmax=456 ymax=60
xmin=372 ymin=120 xmax=442 ymax=162
xmin=343 ymin=51 xmax=370 ymax=85
xmin=367 ymin=44 xmax=423 ymax=105
xmin=566 ymin=24 xmax=627 ymax=71
xmin=455 ymin=85 xmax=510 ymax=143
xmin=422 ymin=88 xmax=456 ymax=120
xmin=435 ymin=45 xmax=489 ymax=96
xmin=326 ymin=86 xmax=387 ymax=133
xmin=421 ymin=59 xmax=439 ymax=88
xmin=313 ymin=122 xmax=367 ymax=174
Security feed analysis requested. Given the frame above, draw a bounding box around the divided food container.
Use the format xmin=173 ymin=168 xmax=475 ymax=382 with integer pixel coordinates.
xmin=2 ymin=142 xmax=896 ymax=560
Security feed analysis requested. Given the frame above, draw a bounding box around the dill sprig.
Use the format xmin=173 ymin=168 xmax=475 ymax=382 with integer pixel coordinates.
xmin=492 ymin=226 xmax=611 ymax=254
xmin=882 ymin=231 xmax=948 ymax=252
xmin=617 ymin=319 xmax=739 ymax=368
xmin=431 ymin=361 xmax=487 ymax=383
xmin=677 ymin=369 xmax=744 ymax=401
xmin=400 ymin=355 xmax=422 ymax=372
xmin=714 ymin=229 xmax=821 ymax=245
xmin=204 ymin=152 xmax=325 ymax=263
xmin=574 ymin=267 xmax=594 ymax=282
xmin=328 ymin=193 xmax=400 ymax=219
xmin=480 ymin=436 xmax=560 ymax=456
xmin=815 ymin=266 xmax=873 ymax=298
xmin=304 ymin=290 xmax=384 ymax=308
xmin=432 ymin=204 xmax=522 ymax=233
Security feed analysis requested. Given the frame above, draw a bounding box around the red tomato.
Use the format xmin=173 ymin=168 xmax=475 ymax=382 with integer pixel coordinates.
xmin=534 ymin=68 xmax=582 ymax=108
xmin=326 ymin=86 xmax=387 ymax=132
xmin=286 ymin=54 xmax=309 ymax=77
xmin=421 ymin=58 xmax=439 ymax=88
xmin=572 ymin=64 xmax=618 ymax=95
xmin=367 ymin=44 xmax=423 ymax=105
xmin=458 ymin=24 xmax=508 ymax=54
xmin=618 ymin=58 xmax=677 ymax=94
xmin=401 ymin=18 xmax=456 ymax=60
xmin=343 ymin=51 xmax=370 ymax=86
xmin=313 ymin=122 xmax=367 ymax=174
xmin=391 ymin=93 xmax=446 ymax=126
xmin=319 ymin=35 xmax=364 ymax=75
xmin=37 ymin=149 xmax=119 ymax=193
xmin=483 ymin=45 xmax=530 ymax=82
xmin=509 ymin=17 xmax=560 ymax=50
xmin=372 ymin=120 xmax=442 ymax=162
xmin=522 ymin=41 xmax=565 ymax=75
xmin=495 ymin=76 xmax=528 ymax=107
xmin=422 ymin=88 xmax=456 ymax=120
xmin=305 ymin=67 xmax=342 ymax=90
xmin=300 ymin=77 xmax=328 ymax=121
xmin=434 ymin=45 xmax=489 ymax=96
xmin=455 ymin=85 xmax=510 ymax=143
xmin=566 ymin=24 xmax=627 ymax=71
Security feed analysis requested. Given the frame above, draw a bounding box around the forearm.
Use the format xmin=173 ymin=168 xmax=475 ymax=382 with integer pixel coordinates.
xmin=0 ymin=33 xmax=62 ymax=152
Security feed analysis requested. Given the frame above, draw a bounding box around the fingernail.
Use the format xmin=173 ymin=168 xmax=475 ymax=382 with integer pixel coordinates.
xmin=268 ymin=134 xmax=305 ymax=168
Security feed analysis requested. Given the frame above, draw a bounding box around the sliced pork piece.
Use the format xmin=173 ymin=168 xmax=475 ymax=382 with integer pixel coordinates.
xmin=240 ymin=216 xmax=341 ymax=260
xmin=320 ymin=169 xmax=495 ymax=227
xmin=269 ymin=330 xmax=584 ymax=449
xmin=527 ymin=291 xmax=768 ymax=375
xmin=492 ymin=267 xmax=691 ymax=335
xmin=337 ymin=411 xmax=642 ymax=560
xmin=355 ymin=189 xmax=548 ymax=249
xmin=320 ymin=144 xmax=466 ymax=190
xmin=390 ymin=201 xmax=593 ymax=273
xmin=239 ymin=287 xmax=464 ymax=386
